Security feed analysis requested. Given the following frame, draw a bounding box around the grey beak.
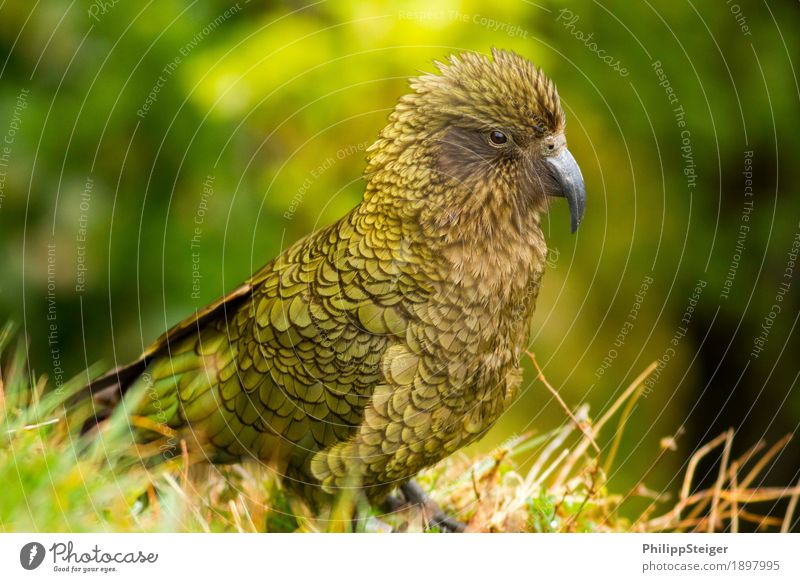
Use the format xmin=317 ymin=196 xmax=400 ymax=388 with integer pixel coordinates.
xmin=546 ymin=148 xmax=586 ymax=233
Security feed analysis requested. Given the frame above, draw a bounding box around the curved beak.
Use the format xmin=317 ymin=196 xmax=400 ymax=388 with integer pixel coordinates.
xmin=545 ymin=148 xmax=586 ymax=233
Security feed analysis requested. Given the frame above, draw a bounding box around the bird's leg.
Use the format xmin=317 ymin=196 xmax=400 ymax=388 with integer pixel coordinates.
xmin=380 ymin=492 xmax=406 ymax=514
xmin=400 ymin=480 xmax=466 ymax=533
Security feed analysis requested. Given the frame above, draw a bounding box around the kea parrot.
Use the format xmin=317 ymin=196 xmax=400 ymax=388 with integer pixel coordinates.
xmin=83 ymin=49 xmax=586 ymax=529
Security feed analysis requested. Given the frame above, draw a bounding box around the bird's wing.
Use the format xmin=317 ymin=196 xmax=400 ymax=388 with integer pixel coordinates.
xmin=82 ymin=281 xmax=254 ymax=405
xmin=93 ymin=211 xmax=428 ymax=477
xmin=188 ymin=215 xmax=413 ymax=459
xmin=83 ymin=227 xmax=321 ymax=403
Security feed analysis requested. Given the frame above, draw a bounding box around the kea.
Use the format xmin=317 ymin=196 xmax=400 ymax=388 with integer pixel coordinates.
xmin=83 ymin=49 xmax=586 ymax=529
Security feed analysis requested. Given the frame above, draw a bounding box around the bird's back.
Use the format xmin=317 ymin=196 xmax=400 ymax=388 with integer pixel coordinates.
xmin=89 ymin=205 xmax=433 ymax=499
xmin=87 ymin=197 xmax=543 ymax=503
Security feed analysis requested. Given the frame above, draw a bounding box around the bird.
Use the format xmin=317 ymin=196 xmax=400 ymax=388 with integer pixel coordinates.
xmin=82 ymin=48 xmax=586 ymax=528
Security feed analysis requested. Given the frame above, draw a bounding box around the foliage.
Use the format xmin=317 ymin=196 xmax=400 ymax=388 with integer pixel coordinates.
xmin=3 ymin=326 xmax=796 ymax=533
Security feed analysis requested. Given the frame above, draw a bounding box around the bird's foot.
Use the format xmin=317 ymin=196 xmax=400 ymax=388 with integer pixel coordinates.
xmin=399 ymin=480 xmax=466 ymax=533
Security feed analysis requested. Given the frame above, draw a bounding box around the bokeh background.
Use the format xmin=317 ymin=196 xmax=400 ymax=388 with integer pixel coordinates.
xmin=1 ymin=0 xmax=798 ymax=520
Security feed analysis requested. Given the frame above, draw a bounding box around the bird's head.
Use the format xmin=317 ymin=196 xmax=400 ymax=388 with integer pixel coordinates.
xmin=365 ymin=49 xmax=586 ymax=239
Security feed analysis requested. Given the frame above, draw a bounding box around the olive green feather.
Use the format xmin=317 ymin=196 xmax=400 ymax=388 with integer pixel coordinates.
xmin=84 ymin=49 xmax=584 ymax=508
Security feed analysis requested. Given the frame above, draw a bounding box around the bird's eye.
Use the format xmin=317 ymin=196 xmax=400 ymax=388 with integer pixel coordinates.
xmin=488 ymin=130 xmax=508 ymax=146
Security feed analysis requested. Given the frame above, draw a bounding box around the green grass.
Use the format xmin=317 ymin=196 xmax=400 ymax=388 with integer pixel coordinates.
xmin=1 ymin=323 xmax=797 ymax=533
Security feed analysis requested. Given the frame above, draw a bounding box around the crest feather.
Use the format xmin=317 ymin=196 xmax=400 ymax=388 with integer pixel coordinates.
xmin=412 ymin=49 xmax=564 ymax=134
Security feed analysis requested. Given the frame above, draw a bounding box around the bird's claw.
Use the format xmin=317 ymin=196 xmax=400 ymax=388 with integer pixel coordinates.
xmin=427 ymin=510 xmax=466 ymax=533
xmin=400 ymin=480 xmax=466 ymax=533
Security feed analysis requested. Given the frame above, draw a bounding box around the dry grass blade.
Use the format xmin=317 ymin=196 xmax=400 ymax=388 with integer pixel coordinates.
xmin=180 ymin=439 xmax=190 ymax=490
xmin=708 ymin=429 xmax=734 ymax=532
xmin=710 ymin=439 xmax=767 ymax=524
xmin=161 ymin=473 xmax=211 ymax=532
xmin=603 ymin=379 xmax=646 ymax=476
xmin=781 ymin=476 xmax=800 ymax=533
xmin=4 ymin=320 xmax=796 ymax=535
xmin=644 ymin=430 xmax=797 ymax=532
xmin=438 ymin=358 xmax=796 ymax=533
xmin=679 ymin=432 xmax=728 ymax=506
xmin=710 ymin=434 xmax=793 ymax=527
xmin=526 ymin=413 xmax=576 ymax=484
xmin=554 ymin=361 xmax=657 ymax=488
xmin=229 ymin=500 xmax=245 ymax=533
xmin=731 ymin=461 xmax=739 ymax=533
xmin=129 ymin=415 xmax=177 ymax=439
xmin=527 ymin=351 xmax=598 ymax=453
xmin=737 ymin=435 xmax=792 ymax=491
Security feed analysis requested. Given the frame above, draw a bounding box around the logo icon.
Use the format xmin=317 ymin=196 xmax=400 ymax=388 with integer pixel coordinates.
xmin=20 ymin=542 xmax=46 ymax=570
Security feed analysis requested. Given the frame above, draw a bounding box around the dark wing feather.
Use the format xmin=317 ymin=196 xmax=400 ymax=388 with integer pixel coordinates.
xmin=79 ymin=282 xmax=253 ymax=423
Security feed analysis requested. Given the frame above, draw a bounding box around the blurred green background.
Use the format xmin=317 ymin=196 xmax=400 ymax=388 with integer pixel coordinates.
xmin=1 ymin=0 xmax=798 ymax=513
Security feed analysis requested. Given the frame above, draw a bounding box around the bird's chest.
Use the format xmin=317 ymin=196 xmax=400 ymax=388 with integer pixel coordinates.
xmin=405 ymin=266 xmax=542 ymax=435
xmin=426 ymin=245 xmax=544 ymax=359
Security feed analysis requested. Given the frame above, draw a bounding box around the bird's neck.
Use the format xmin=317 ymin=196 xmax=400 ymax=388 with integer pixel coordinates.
xmin=437 ymin=215 xmax=548 ymax=300
xmin=362 ymin=134 xmax=548 ymax=300
xmin=356 ymin=191 xmax=547 ymax=304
